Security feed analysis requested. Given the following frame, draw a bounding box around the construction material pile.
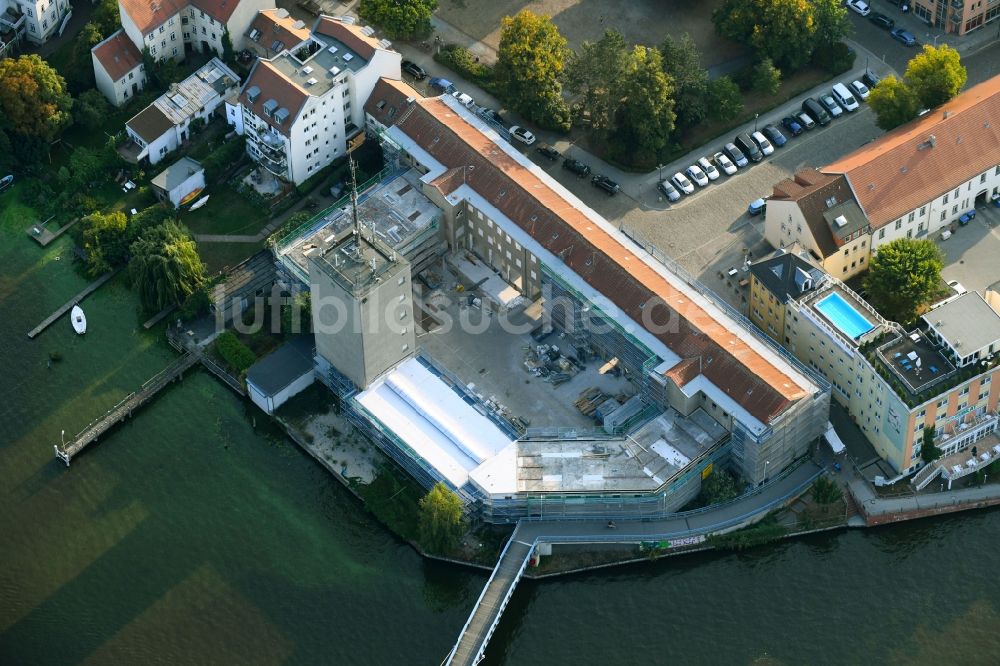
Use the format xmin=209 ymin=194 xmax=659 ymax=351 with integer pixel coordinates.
xmin=523 ymin=343 xmax=579 ymax=386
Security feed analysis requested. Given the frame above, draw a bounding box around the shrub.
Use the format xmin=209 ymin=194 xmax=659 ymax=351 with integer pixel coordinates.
xmin=811 ymin=42 xmax=855 ymax=75
xmin=214 ymin=330 xmax=257 ymax=372
xmin=201 ymin=136 xmax=246 ymax=182
xmin=434 ymin=45 xmax=498 ymax=95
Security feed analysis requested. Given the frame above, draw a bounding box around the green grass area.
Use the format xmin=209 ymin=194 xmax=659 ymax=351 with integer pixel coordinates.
xmin=352 ymin=465 xmax=425 ymax=543
xmin=196 ymin=238 xmax=264 ymax=274
xmin=182 ymin=184 xmax=271 ymax=237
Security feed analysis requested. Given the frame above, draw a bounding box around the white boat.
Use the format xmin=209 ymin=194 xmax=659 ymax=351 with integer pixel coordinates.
xmin=188 ymin=195 xmax=210 ymax=211
xmin=71 ymin=304 xmax=87 ymax=335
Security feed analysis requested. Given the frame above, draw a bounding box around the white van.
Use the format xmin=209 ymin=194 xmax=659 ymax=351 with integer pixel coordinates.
xmin=832 ymin=83 xmax=860 ymax=112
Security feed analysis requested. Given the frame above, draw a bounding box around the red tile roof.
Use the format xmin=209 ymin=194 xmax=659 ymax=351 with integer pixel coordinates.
xmin=365 ymin=77 xmax=420 ymax=127
xmin=191 ymin=0 xmax=242 ymax=24
xmin=313 ymin=16 xmax=381 ymax=60
xmin=239 ymin=60 xmax=308 ymax=137
xmin=92 ymin=30 xmax=143 ymax=83
xmin=120 ymin=0 xmax=185 ymax=34
xmin=390 ymin=98 xmax=812 ymax=423
xmin=823 ymin=76 xmax=1000 ymax=229
xmin=248 ymin=8 xmax=311 ymax=52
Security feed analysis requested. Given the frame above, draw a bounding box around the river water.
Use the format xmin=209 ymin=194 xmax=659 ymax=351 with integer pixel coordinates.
xmin=3 ymin=206 xmax=1000 ymax=665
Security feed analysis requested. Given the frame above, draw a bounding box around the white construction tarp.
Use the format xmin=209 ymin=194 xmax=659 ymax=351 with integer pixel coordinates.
xmin=824 ymin=422 xmax=846 ymax=455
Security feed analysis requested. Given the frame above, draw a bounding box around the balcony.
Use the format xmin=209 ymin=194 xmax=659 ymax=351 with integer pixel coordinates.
xmin=951 ymin=0 xmax=963 ymax=9
xmin=951 ymin=12 xmax=962 ymax=23
xmin=0 ymin=7 xmax=25 ymax=33
xmin=258 ymin=152 xmax=287 ymax=177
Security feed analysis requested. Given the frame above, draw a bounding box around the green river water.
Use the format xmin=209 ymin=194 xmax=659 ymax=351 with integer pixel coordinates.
xmin=3 ymin=199 xmax=1000 ymax=665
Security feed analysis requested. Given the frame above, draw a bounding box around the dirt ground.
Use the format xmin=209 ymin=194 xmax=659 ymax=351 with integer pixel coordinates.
xmin=436 ymin=0 xmax=743 ymax=68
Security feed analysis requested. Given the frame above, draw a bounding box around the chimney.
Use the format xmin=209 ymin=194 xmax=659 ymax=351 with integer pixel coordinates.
xmin=943 ymin=111 xmax=951 ymax=119
xmin=928 ymin=134 xmax=936 ymax=148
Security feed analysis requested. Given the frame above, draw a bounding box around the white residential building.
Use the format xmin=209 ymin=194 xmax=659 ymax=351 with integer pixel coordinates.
xmin=1 ymin=0 xmax=70 ymax=46
xmin=238 ymin=15 xmax=401 ymax=185
xmin=124 ymin=57 xmax=240 ymax=165
xmin=117 ymin=0 xmax=274 ymax=63
xmin=91 ymin=30 xmax=147 ymax=107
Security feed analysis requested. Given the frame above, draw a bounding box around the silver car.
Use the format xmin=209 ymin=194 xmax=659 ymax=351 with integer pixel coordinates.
xmin=713 ymin=151 xmax=738 ymax=175
xmin=671 ymin=172 xmax=695 ymax=195
xmin=697 ymin=157 xmax=720 ymax=180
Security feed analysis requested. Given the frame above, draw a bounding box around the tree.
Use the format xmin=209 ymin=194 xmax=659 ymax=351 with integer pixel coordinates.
xmin=811 ymin=475 xmax=842 ymax=505
xmin=494 ymin=10 xmax=571 ymax=131
xmin=92 ymin=0 xmax=121 ymax=36
xmin=214 ymin=331 xmax=257 ymax=372
xmin=904 ymin=44 xmax=967 ymax=110
xmin=357 ymin=0 xmax=437 ymax=39
xmin=221 ymin=28 xmax=236 ymax=66
xmin=811 ymin=0 xmax=851 ymax=48
xmin=418 ymin=483 xmax=465 ymax=553
xmin=129 ymin=221 xmax=207 ymax=312
xmin=564 ymin=29 xmax=629 ymax=134
xmin=74 ymin=89 xmax=111 ymax=131
xmin=863 ymin=238 xmax=944 ymax=324
xmin=612 ymin=46 xmax=675 ymax=167
xmin=707 ymin=76 xmax=743 ymax=122
xmin=66 ymin=22 xmax=104 ymax=92
xmin=81 ymin=211 xmax=130 ymax=275
xmin=714 ymin=0 xmax=836 ymax=72
xmin=868 ymin=75 xmax=920 ymax=131
xmin=282 ymin=290 xmax=312 ymax=334
xmin=920 ymin=427 xmax=943 ymax=463
xmin=751 ymin=57 xmax=782 ymax=95
xmin=0 ymin=55 xmax=73 ymax=141
xmin=659 ymin=33 xmax=710 ymax=129
xmin=698 ymin=469 xmax=741 ymax=505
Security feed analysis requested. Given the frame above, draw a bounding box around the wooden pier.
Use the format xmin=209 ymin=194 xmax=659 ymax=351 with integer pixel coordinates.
xmin=27 ymin=267 xmax=122 ymax=339
xmin=26 ymin=217 xmax=79 ymax=247
xmin=54 ymin=351 xmax=201 ymax=465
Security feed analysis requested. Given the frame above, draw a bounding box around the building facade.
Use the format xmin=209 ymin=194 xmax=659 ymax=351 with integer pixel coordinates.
xmin=239 ymin=15 xmax=400 ymax=185
xmin=1 ymin=0 xmax=70 ymax=45
xmin=91 ymin=29 xmax=147 ymax=107
xmin=910 ymin=0 xmax=1000 ymax=35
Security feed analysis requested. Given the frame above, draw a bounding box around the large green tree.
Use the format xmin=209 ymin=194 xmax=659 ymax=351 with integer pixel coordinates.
xmin=868 ymin=75 xmax=920 ymax=131
xmin=659 ymin=33 xmax=710 ymax=129
xmin=920 ymin=427 xmax=942 ymax=463
xmin=863 ymin=238 xmax=944 ymax=324
xmin=751 ymin=57 xmax=782 ymax=95
xmin=811 ymin=0 xmax=851 ymax=48
xmin=73 ymin=89 xmax=111 ymax=131
xmin=613 ymin=46 xmax=675 ymax=167
xmin=81 ymin=211 xmax=130 ymax=275
xmin=0 ymin=55 xmax=73 ymax=141
xmin=129 ymin=221 xmax=207 ymax=312
xmin=904 ymin=44 xmax=967 ymax=110
xmin=418 ymin=482 xmax=465 ymax=553
xmin=357 ymin=0 xmax=437 ymax=39
xmin=92 ymin=0 xmax=121 ymax=35
xmin=494 ymin=10 xmax=571 ymax=131
xmin=707 ymin=76 xmax=744 ymax=122
xmin=564 ymin=29 xmax=629 ymax=134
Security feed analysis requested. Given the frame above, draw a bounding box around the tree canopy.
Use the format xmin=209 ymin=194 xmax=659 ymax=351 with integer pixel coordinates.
xmin=868 ymin=75 xmax=920 ymax=131
xmin=707 ymin=76 xmax=744 ymax=122
xmin=357 ymin=0 xmax=437 ymax=39
xmin=0 ymin=55 xmax=73 ymax=142
xmin=811 ymin=476 xmax=842 ymax=505
xmin=81 ymin=211 xmax=130 ymax=276
xmin=129 ymin=221 xmax=207 ymax=312
xmin=920 ymin=427 xmax=942 ymax=463
xmin=904 ymin=44 xmax=967 ymax=110
xmin=659 ymin=34 xmax=710 ymax=129
xmin=613 ymin=46 xmax=675 ymax=166
xmin=565 ymin=29 xmax=629 ymax=134
xmin=863 ymin=238 xmax=944 ymax=324
xmin=73 ymin=89 xmax=111 ymax=131
xmin=494 ymin=10 xmax=571 ymax=131
xmin=418 ymin=482 xmax=465 ymax=553
xmin=751 ymin=57 xmax=782 ymax=95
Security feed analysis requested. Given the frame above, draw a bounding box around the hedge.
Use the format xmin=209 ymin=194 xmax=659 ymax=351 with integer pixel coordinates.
xmin=215 ymin=330 xmax=257 ymax=372
xmin=433 ymin=45 xmax=498 ymax=96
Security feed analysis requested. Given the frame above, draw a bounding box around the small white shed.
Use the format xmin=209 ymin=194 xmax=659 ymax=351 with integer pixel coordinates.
xmin=246 ymin=336 xmax=316 ymax=415
xmin=150 ymin=157 xmax=205 ymax=209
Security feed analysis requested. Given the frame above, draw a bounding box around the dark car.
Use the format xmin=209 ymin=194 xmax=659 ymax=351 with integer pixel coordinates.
xmin=591 ymin=174 xmax=621 ymax=196
xmin=863 ymin=68 xmax=881 ymax=88
xmin=477 ymin=106 xmax=503 ymax=124
xmin=562 ymin=158 xmax=591 ymax=177
xmin=890 ymin=28 xmax=917 ymax=46
xmin=802 ymin=97 xmax=832 ymax=126
xmin=535 ymin=143 xmax=560 ymax=161
xmin=401 ymin=60 xmax=427 ymax=80
xmin=734 ymin=133 xmax=763 ymax=163
xmin=762 ymin=124 xmax=787 ymax=147
xmin=723 ymin=142 xmax=749 ymax=168
xmin=781 ymin=116 xmax=803 ymax=136
xmin=869 ymin=12 xmax=894 ymax=29
xmin=428 ymin=77 xmax=454 ymax=93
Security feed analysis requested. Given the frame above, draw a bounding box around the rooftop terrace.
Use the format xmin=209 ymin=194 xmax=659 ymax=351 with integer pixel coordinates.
xmin=307 ymin=228 xmax=404 ymax=294
xmin=876 ymin=331 xmax=957 ymax=396
xmin=272 ymin=30 xmax=367 ymax=98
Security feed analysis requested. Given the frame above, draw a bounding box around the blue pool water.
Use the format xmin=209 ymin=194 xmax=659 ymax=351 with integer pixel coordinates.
xmin=815 ymin=292 xmax=875 ymax=339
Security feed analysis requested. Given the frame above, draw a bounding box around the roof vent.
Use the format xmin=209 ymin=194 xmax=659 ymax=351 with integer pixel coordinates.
xmin=276 ymin=8 xmax=290 ymax=18
xmin=944 ymin=110 xmax=951 ymax=119
xmin=246 ymin=85 xmax=261 ymax=102
xmin=339 ymin=15 xmax=356 ymax=24
xmin=378 ymin=39 xmax=392 ymax=49
xmin=305 ymin=77 xmax=318 ymax=86
xmin=867 ymin=183 xmax=875 ymax=191
xmin=825 ymin=196 xmax=838 ymax=208
xmin=327 ymin=45 xmax=339 ymax=54
xmin=292 ymin=20 xmax=305 ymax=30
xmin=900 ymin=166 xmax=908 ymax=173
xmin=302 ymin=65 xmax=313 ymax=74
xmin=834 ymin=215 xmax=847 ymax=228
xmin=361 ymin=26 xmax=375 ymax=36
xmin=343 ymin=53 xmax=354 ymax=62
xmin=919 ymin=134 xmax=936 ymax=150
xmin=329 ymin=66 xmax=341 ymax=76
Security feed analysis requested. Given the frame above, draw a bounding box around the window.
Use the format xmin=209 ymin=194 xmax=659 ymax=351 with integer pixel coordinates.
xmin=159 ymin=26 xmax=165 ymax=34
xmin=895 ymin=219 xmax=902 ymax=230
xmin=981 ymin=173 xmax=988 ymax=184
xmin=879 ymin=228 xmax=885 ymax=239
xmin=954 ymin=187 xmax=960 ymax=198
xmin=128 ymin=72 xmax=134 ymax=80
xmin=941 ymin=211 xmax=947 ymax=221
xmin=172 ymin=47 xmax=177 ymax=56
xmin=943 ymin=193 xmax=949 ymax=204
xmin=920 ymin=206 xmax=926 ymax=216
xmin=171 ymin=33 xmax=175 ymax=41
xmin=169 ymin=17 xmax=175 ymax=25
xmin=151 ymin=45 xmax=157 ymax=54
xmin=201 ymin=26 xmax=206 ymax=34
xmin=908 ymin=212 xmax=915 ymax=222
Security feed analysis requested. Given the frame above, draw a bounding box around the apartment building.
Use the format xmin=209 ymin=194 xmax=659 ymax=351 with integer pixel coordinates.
xmin=747 ymin=247 xmax=824 ymax=342
xmin=117 ymin=0 xmax=274 ymax=63
xmin=1 ymin=0 xmax=70 ymax=46
xmin=910 ymin=0 xmax=1000 ymax=35
xmin=244 ymin=7 xmax=310 ymax=59
xmin=91 ymin=30 xmax=147 ymax=107
xmin=751 ymin=253 xmax=1000 ymax=473
xmin=239 ymin=15 xmax=400 ymax=185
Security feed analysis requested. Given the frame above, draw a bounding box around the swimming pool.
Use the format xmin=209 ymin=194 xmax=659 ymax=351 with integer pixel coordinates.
xmin=815 ymin=292 xmax=875 ymax=340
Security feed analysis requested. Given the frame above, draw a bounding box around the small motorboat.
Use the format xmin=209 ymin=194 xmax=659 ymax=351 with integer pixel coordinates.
xmin=71 ymin=304 xmax=87 ymax=335
xmin=0 ymin=174 xmax=13 ymax=193
xmin=179 ymin=186 xmax=204 ymax=207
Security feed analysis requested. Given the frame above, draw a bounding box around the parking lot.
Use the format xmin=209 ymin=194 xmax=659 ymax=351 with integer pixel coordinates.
xmin=938 ymin=203 xmax=1000 ymax=295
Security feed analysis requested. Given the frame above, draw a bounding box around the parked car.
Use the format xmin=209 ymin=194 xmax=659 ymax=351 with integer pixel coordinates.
xmin=832 ymin=83 xmax=860 ymax=112
xmin=671 ymin=172 xmax=695 ymax=195
xmin=401 ymin=60 xmax=427 ymax=79
xmin=451 ymin=90 xmax=475 ymax=108
xmin=722 ymin=143 xmax=748 ymax=168
xmin=685 ymin=164 xmax=709 ymax=187
xmin=846 ymin=0 xmax=871 ymax=16
xmin=959 ymin=209 xmax=976 ymax=225
xmin=697 ymin=156 xmax=720 ymax=180
xmin=535 ymin=143 xmax=560 ymax=161
xmin=509 ymin=125 xmax=536 ymax=145
xmin=735 ymin=133 xmax=763 ymax=163
xmin=869 ymin=12 xmax=894 ymax=29
xmin=802 ymin=97 xmax=831 ymax=126
xmin=591 ymin=174 xmax=621 ymax=195
xmin=781 ymin=116 xmax=803 ymax=136
xmin=797 ymin=112 xmax=817 ymax=130
xmin=819 ymin=94 xmax=844 ymax=118
xmin=658 ymin=179 xmax=681 ymax=202
xmin=948 ymin=280 xmax=967 ymax=295
xmin=751 ymin=131 xmax=775 ymax=156
xmin=429 ymin=77 xmax=454 ymax=93
xmin=478 ymin=107 xmax=503 ymax=124
xmin=712 ymin=151 xmax=737 ymax=175
xmin=563 ymin=158 xmax=591 ymax=177
xmin=890 ymin=28 xmax=917 ymax=46
xmin=849 ymin=80 xmax=871 ymax=101
xmin=862 ymin=69 xmax=881 ymax=88
xmin=748 ymin=198 xmax=767 ymax=216
xmin=762 ymin=124 xmax=787 ymax=147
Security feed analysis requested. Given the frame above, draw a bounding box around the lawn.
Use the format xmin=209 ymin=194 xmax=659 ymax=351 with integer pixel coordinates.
xmin=196 ymin=238 xmax=265 ymax=275
xmin=182 ymin=184 xmax=272 ymax=237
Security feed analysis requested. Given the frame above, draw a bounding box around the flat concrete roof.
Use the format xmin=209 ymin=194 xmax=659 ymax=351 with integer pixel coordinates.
xmin=247 ymin=335 xmax=315 ymax=395
xmin=925 ymin=292 xmax=1000 ymax=355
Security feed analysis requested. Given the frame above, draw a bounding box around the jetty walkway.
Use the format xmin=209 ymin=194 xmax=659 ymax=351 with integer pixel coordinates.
xmin=54 ymin=351 xmax=200 ymax=465
xmin=27 ymin=267 xmax=122 ymax=339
